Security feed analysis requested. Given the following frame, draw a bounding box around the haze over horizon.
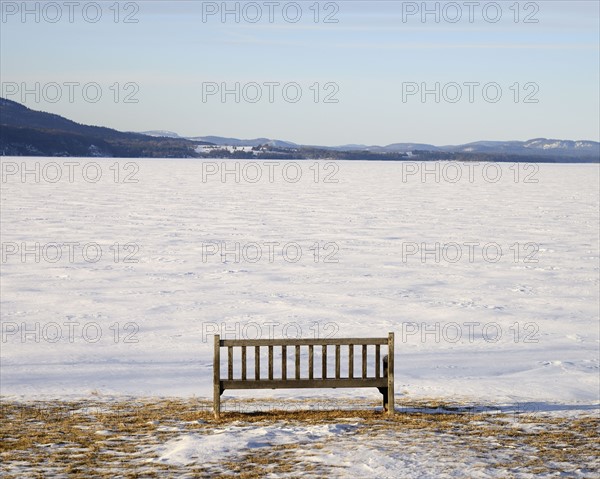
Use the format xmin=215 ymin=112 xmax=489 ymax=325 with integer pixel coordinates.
xmin=1 ymin=1 xmax=599 ymax=146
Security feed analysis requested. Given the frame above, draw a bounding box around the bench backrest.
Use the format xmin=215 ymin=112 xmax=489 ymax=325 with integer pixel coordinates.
xmin=214 ymin=333 xmax=394 ymax=384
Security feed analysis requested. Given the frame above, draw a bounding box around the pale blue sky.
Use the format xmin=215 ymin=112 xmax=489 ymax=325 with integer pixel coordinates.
xmin=1 ymin=0 xmax=598 ymax=145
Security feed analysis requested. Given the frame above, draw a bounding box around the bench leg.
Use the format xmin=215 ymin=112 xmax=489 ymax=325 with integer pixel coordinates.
xmin=378 ymin=387 xmax=388 ymax=412
xmin=214 ymin=387 xmax=220 ymax=419
xmin=214 ymin=335 xmax=221 ymax=419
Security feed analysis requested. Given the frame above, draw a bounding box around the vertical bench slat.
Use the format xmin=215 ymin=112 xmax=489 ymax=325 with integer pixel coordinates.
xmin=322 ymin=345 xmax=327 ymax=379
xmin=308 ymin=345 xmax=314 ymax=379
xmin=335 ymin=345 xmax=340 ymax=379
xmin=241 ymin=346 xmax=247 ymax=380
xmin=375 ymin=345 xmax=380 ymax=378
xmin=349 ymin=344 xmax=354 ymax=378
xmin=268 ymin=345 xmax=274 ymax=380
xmin=362 ymin=345 xmax=367 ymax=379
xmin=295 ymin=345 xmax=301 ymax=379
xmin=282 ymin=345 xmax=287 ymax=379
xmin=228 ymin=346 xmax=233 ymax=380
xmin=255 ymin=346 xmax=260 ymax=380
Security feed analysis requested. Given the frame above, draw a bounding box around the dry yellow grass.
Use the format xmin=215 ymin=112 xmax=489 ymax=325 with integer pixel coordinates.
xmin=1 ymin=397 xmax=598 ymax=478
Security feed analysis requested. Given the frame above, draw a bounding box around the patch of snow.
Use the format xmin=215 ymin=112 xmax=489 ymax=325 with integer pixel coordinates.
xmin=150 ymin=423 xmax=358 ymax=466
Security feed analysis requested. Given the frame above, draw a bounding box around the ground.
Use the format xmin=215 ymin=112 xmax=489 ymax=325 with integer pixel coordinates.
xmin=1 ymin=397 xmax=598 ymax=478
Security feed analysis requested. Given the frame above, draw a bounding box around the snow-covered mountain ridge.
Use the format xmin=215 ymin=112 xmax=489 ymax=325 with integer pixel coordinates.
xmin=140 ymin=131 xmax=599 ymax=158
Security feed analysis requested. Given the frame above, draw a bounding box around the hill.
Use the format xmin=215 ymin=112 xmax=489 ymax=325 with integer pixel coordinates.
xmin=0 ymin=98 xmax=211 ymax=157
xmin=2 ymin=98 xmax=598 ymax=162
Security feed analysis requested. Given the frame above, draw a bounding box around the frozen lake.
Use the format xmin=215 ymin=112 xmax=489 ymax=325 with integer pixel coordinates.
xmin=1 ymin=158 xmax=598 ymax=406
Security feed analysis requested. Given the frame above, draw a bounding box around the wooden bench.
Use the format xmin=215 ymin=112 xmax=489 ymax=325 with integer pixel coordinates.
xmin=213 ymin=332 xmax=395 ymax=418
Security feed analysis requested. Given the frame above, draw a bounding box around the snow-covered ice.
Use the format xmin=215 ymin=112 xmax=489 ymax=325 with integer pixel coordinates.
xmin=1 ymin=159 xmax=598 ymax=407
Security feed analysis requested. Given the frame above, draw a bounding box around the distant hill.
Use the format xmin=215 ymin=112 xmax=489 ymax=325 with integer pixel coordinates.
xmin=147 ymin=129 xmax=599 ymax=161
xmin=2 ymin=98 xmax=598 ymax=162
xmin=139 ymin=130 xmax=182 ymax=139
xmin=0 ymin=99 xmax=212 ymax=157
xmin=440 ymin=138 xmax=600 ymax=159
xmin=332 ymin=139 xmax=599 ymax=159
xmin=332 ymin=143 xmax=440 ymax=153
xmin=192 ymin=136 xmax=299 ymax=149
xmin=142 ymin=131 xmax=299 ymax=149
